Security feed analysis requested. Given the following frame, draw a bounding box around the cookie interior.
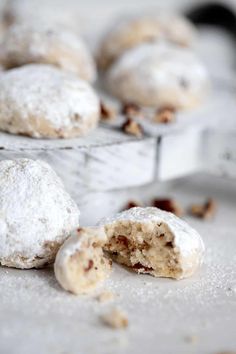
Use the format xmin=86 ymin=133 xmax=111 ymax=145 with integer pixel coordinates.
xmin=104 ymin=221 xmax=182 ymax=279
xmin=66 ymin=241 xmax=111 ymax=294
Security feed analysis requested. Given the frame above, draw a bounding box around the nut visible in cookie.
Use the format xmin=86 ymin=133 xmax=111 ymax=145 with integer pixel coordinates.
xmin=54 ymin=227 xmax=112 ymax=295
xmin=98 ymin=207 xmax=205 ymax=280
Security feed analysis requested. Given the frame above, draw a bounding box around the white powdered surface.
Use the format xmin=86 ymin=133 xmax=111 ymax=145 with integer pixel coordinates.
xmin=0 ymin=174 xmax=235 ymax=353
xmin=1 ymin=23 xmax=97 ymax=81
xmin=107 ymin=42 xmax=209 ymax=108
xmin=0 ymin=64 xmax=100 ymax=137
xmin=0 ymin=158 xmax=80 ymax=267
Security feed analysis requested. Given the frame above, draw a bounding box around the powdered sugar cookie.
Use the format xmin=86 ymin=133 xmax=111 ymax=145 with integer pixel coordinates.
xmin=0 ymin=64 xmax=100 ymax=138
xmin=97 ymin=13 xmax=196 ymax=70
xmin=0 ymin=23 xmax=96 ymax=82
xmin=3 ymin=0 xmax=80 ymax=33
xmin=106 ymin=42 xmax=209 ymax=109
xmin=99 ymin=207 xmax=204 ymax=279
xmin=0 ymin=158 xmax=80 ymax=269
xmin=54 ymin=227 xmax=112 ymax=295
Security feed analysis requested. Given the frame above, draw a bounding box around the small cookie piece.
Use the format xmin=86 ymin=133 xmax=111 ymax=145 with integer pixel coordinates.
xmin=97 ymin=13 xmax=196 ymax=70
xmin=101 ymin=308 xmax=128 ymax=329
xmin=0 ymin=23 xmax=96 ymax=82
xmin=0 ymin=64 xmax=100 ymax=138
xmin=54 ymin=227 xmax=112 ymax=295
xmin=96 ymin=291 xmax=115 ymax=303
xmin=99 ymin=207 xmax=204 ymax=279
xmin=106 ymin=42 xmax=209 ymax=109
xmin=0 ymin=158 xmax=80 ymax=269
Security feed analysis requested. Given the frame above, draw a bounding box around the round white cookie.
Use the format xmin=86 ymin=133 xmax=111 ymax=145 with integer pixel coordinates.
xmin=0 ymin=64 xmax=100 ymax=138
xmin=99 ymin=207 xmax=205 ymax=279
xmin=106 ymin=42 xmax=210 ymax=109
xmin=54 ymin=227 xmax=112 ymax=295
xmin=0 ymin=23 xmax=96 ymax=82
xmin=3 ymin=0 xmax=80 ymax=33
xmin=97 ymin=13 xmax=196 ymax=70
xmin=0 ymin=158 xmax=80 ymax=269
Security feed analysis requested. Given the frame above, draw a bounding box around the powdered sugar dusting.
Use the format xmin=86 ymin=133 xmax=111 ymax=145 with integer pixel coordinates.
xmin=0 ymin=64 xmax=100 ymax=138
xmin=2 ymin=23 xmax=97 ymax=81
xmin=107 ymin=42 xmax=209 ymax=108
xmin=0 ymin=175 xmax=235 ymax=352
xmin=0 ymin=158 xmax=80 ymax=268
xmin=99 ymin=206 xmax=204 ymax=261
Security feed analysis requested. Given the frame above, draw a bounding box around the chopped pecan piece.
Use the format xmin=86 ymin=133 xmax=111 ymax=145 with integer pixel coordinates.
xmin=100 ymin=101 xmax=116 ymax=121
xmin=189 ymin=198 xmax=217 ymax=220
xmin=132 ymin=263 xmax=153 ymax=272
xmin=153 ymin=106 xmax=176 ymax=124
xmin=121 ymin=102 xmax=142 ymax=118
xmin=152 ymin=198 xmax=183 ymax=217
xmin=117 ymin=235 xmax=129 ymax=248
xmin=122 ymin=200 xmax=141 ymax=211
xmin=121 ymin=118 xmax=143 ymax=137
xmin=84 ymin=259 xmax=94 ymax=272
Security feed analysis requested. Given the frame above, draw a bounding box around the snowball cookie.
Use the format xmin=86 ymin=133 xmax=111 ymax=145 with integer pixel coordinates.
xmin=99 ymin=207 xmax=204 ymax=279
xmin=0 ymin=64 xmax=100 ymax=138
xmin=97 ymin=13 xmax=196 ymax=70
xmin=106 ymin=42 xmax=209 ymax=109
xmin=0 ymin=23 xmax=96 ymax=82
xmin=0 ymin=159 xmax=80 ymax=269
xmin=54 ymin=227 xmax=112 ymax=295
xmin=3 ymin=0 xmax=80 ymax=34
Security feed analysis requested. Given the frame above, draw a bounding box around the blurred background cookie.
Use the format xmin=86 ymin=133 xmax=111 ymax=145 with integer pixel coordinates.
xmin=106 ymin=42 xmax=209 ymax=109
xmin=97 ymin=13 xmax=196 ymax=70
xmin=0 ymin=23 xmax=97 ymax=82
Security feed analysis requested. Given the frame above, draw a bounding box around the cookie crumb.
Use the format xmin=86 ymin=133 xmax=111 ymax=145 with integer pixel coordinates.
xmin=152 ymin=198 xmax=183 ymax=217
xmin=153 ymin=107 xmax=176 ymax=124
xmin=122 ymin=200 xmax=142 ymax=211
xmin=121 ymin=118 xmax=143 ymax=137
xmin=100 ymin=101 xmax=116 ymax=121
xmin=189 ymin=198 xmax=217 ymax=220
xmin=121 ymin=102 xmax=142 ymax=118
xmin=96 ymin=291 xmax=115 ymax=303
xmin=101 ymin=308 xmax=128 ymax=329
